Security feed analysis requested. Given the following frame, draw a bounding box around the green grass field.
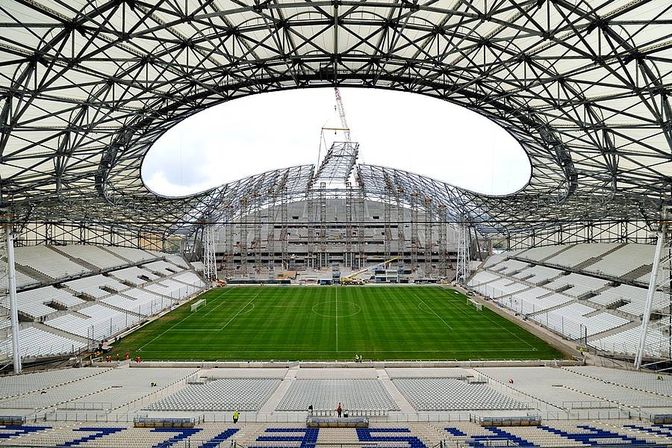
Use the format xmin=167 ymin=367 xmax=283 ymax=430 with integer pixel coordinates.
xmin=112 ymin=286 xmax=565 ymax=361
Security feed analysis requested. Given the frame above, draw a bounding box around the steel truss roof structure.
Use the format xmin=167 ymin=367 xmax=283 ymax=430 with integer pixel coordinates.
xmin=1 ymin=0 xmax=671 ymax=242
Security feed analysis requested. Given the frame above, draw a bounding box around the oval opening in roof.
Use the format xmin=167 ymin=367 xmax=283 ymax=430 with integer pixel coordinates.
xmin=142 ymin=88 xmax=531 ymax=198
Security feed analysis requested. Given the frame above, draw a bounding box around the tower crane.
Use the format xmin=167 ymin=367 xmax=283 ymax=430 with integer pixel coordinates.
xmin=334 ymin=87 xmax=351 ymax=143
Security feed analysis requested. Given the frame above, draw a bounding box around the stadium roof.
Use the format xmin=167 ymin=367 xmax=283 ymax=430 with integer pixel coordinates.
xmin=0 ymin=0 xmax=671 ymax=238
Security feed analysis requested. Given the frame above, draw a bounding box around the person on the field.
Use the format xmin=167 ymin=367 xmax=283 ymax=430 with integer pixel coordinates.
xmin=336 ymin=402 xmax=342 ymax=418
xmin=233 ymin=410 xmax=240 ymax=423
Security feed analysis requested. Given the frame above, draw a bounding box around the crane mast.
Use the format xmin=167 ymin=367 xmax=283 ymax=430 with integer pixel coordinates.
xmin=334 ymin=87 xmax=351 ymax=143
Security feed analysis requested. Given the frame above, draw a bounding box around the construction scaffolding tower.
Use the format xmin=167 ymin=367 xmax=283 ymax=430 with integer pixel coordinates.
xmin=356 ymin=188 xmax=366 ymax=269
xmin=635 ymin=206 xmax=672 ymax=370
xmin=203 ymin=224 xmax=217 ymax=281
xmin=438 ymin=204 xmax=448 ymax=277
xmin=456 ymin=220 xmax=471 ymax=285
xmin=424 ymin=196 xmax=433 ymax=277
xmin=395 ymin=187 xmax=406 ymax=266
xmin=410 ymin=191 xmax=420 ymax=272
xmin=319 ymin=182 xmax=328 ymax=269
xmin=384 ymin=186 xmax=392 ymax=260
xmin=267 ymin=188 xmax=276 ymax=272
xmin=239 ymin=197 xmax=249 ymax=276
xmin=280 ymin=187 xmax=289 ymax=270
xmin=224 ymin=206 xmax=235 ymax=275
xmin=345 ymin=182 xmax=354 ymax=269
xmin=253 ymin=194 xmax=263 ymax=273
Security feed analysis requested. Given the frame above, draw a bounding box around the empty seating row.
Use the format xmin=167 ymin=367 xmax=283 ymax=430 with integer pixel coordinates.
xmin=15 ymin=246 xmax=90 ymax=280
xmin=531 ymin=303 xmax=629 ymax=339
xmin=14 ymin=286 xmax=85 ymax=320
xmin=143 ymin=260 xmax=183 ymax=276
xmin=101 ymin=292 xmax=173 ymax=316
xmin=145 ymin=378 xmax=281 ymax=411
xmin=44 ymin=304 xmax=140 ymax=341
xmin=54 ymin=245 xmax=128 ymax=270
xmin=0 ymin=326 xmax=86 ymax=360
xmin=110 ymin=266 xmax=159 ymax=286
xmin=393 ymin=377 xmax=529 ymax=411
xmin=64 ymin=275 xmax=128 ymax=299
xmin=512 ymin=265 xmax=562 ymax=285
xmin=277 ymin=379 xmax=399 ymax=411
xmin=543 ymin=273 xmax=610 ymax=298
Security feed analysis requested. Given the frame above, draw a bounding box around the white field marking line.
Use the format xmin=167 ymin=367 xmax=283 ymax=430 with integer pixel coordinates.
xmin=218 ymin=289 xmax=263 ymax=331
xmin=445 ymin=289 xmax=537 ymax=351
xmin=202 ymin=287 xmax=246 ymax=317
xmin=410 ymin=291 xmax=453 ymax=330
xmin=335 ymin=286 xmax=338 ymax=352
xmin=136 ymin=288 xmax=234 ymax=351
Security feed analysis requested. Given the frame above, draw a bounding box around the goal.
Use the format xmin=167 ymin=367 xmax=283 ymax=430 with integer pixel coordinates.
xmin=190 ymin=299 xmax=206 ymax=312
xmin=467 ymin=298 xmax=482 ymax=311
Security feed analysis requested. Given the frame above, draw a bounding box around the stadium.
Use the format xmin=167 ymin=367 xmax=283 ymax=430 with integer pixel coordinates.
xmin=0 ymin=1 xmax=672 ymax=447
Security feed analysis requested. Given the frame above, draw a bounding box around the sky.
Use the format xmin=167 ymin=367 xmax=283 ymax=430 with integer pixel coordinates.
xmin=141 ymin=88 xmax=531 ymax=198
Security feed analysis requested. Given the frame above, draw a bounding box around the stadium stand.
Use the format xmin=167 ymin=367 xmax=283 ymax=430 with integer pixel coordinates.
xmin=53 ymin=245 xmax=128 ymax=270
xmin=101 ymin=293 xmax=173 ymax=317
xmin=145 ymin=378 xmax=282 ymax=411
xmin=102 ymin=246 xmax=157 ymax=264
xmin=14 ymin=246 xmax=91 ymax=280
xmin=1 ymin=420 xmax=672 ymax=447
xmin=44 ymin=304 xmax=141 ymax=341
xmin=0 ymin=327 xmax=86 ymax=360
xmin=110 ymin=266 xmax=160 ymax=286
xmin=469 ymin=244 xmax=671 ymax=359
xmin=277 ymin=379 xmax=399 ymax=411
xmin=15 ymin=287 xmax=85 ymax=320
xmin=512 ymin=265 xmax=562 ymax=285
xmin=540 ymin=243 xmax=623 ymax=270
xmin=515 ymin=245 xmax=569 ymax=262
xmin=392 ymin=378 xmax=529 ymax=411
xmin=64 ymin=275 xmax=129 ymax=299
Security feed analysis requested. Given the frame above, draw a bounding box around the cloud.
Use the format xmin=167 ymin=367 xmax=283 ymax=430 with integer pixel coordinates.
xmin=142 ymin=88 xmax=531 ymax=197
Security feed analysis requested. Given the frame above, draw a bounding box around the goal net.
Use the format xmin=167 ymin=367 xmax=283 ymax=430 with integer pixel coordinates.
xmin=190 ymin=299 xmax=206 ymax=312
xmin=467 ymin=298 xmax=482 ymax=311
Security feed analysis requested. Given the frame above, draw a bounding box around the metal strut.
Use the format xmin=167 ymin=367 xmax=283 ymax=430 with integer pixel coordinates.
xmin=634 ymin=206 xmax=672 ymax=370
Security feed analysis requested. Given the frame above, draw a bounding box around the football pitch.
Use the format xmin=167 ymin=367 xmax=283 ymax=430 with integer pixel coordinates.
xmin=112 ymin=286 xmax=565 ymax=361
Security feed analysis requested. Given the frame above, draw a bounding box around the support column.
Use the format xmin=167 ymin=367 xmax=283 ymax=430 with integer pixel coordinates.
xmin=5 ymin=224 xmax=21 ymax=373
xmin=635 ymin=206 xmax=672 ymax=369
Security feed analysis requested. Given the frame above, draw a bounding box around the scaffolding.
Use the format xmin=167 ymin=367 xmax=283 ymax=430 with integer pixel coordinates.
xmin=456 ymin=220 xmax=471 ymax=285
xmin=267 ymin=188 xmax=276 ymax=272
xmin=280 ymin=187 xmax=289 ymax=271
xmin=203 ymin=224 xmax=217 ymax=281
xmin=410 ymin=191 xmax=420 ymax=272
xmin=239 ymin=197 xmax=250 ymax=277
xmin=345 ymin=182 xmax=354 ymax=269
xmin=253 ymin=194 xmax=263 ymax=273
xmin=319 ymin=182 xmax=328 ymax=269
xmin=438 ymin=204 xmax=448 ymax=278
xmin=384 ymin=184 xmax=392 ymax=260
xmin=424 ymin=196 xmax=433 ymax=277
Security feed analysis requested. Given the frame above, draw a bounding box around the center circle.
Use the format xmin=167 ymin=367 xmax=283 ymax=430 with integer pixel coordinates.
xmin=311 ymin=300 xmax=362 ymax=318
